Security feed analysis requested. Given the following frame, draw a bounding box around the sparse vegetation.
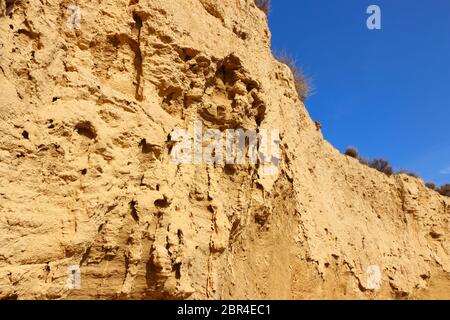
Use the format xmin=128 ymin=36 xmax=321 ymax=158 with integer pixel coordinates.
xmin=425 ymin=183 xmax=450 ymax=197
xmin=438 ymin=184 xmax=450 ymax=197
xmin=368 ymin=159 xmax=394 ymax=176
xmin=344 ymin=146 xmax=449 ymax=197
xmin=276 ymin=54 xmax=311 ymax=102
xmin=425 ymin=182 xmax=436 ymax=190
xmin=358 ymin=157 xmax=369 ymax=166
xmin=254 ymin=0 xmax=270 ymax=15
xmin=346 ymin=151 xmax=393 ymax=176
xmin=345 ymin=147 xmax=359 ymax=159
xmin=314 ymin=121 xmax=322 ymax=131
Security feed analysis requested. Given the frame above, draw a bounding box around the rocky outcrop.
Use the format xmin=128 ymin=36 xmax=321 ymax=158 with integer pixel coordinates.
xmin=0 ymin=0 xmax=448 ymax=299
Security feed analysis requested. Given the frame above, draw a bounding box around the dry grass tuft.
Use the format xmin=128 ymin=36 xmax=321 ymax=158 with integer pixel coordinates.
xmin=276 ymin=54 xmax=311 ymax=102
xmin=345 ymin=147 xmax=359 ymax=159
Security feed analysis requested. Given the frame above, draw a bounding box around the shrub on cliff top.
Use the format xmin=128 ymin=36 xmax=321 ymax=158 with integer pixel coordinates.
xmin=425 ymin=182 xmax=436 ymax=190
xmin=368 ymin=159 xmax=394 ymax=176
xmin=438 ymin=184 xmax=450 ymax=197
xmin=276 ymin=55 xmax=311 ymax=102
xmin=343 ymin=148 xmax=449 ymax=197
xmin=425 ymin=183 xmax=450 ymax=197
xmin=255 ymin=0 xmax=270 ymax=15
xmin=345 ymin=147 xmax=359 ymax=159
xmin=343 ymin=148 xmax=396 ymax=177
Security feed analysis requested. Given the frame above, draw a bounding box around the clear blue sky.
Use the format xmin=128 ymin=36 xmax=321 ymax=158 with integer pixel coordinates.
xmin=268 ymin=0 xmax=450 ymax=186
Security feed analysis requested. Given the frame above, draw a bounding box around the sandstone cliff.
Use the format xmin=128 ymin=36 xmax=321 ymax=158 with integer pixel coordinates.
xmin=0 ymin=0 xmax=448 ymax=300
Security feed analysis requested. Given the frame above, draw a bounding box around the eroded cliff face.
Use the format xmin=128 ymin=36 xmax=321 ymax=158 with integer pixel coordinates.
xmin=0 ymin=0 xmax=448 ymax=300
